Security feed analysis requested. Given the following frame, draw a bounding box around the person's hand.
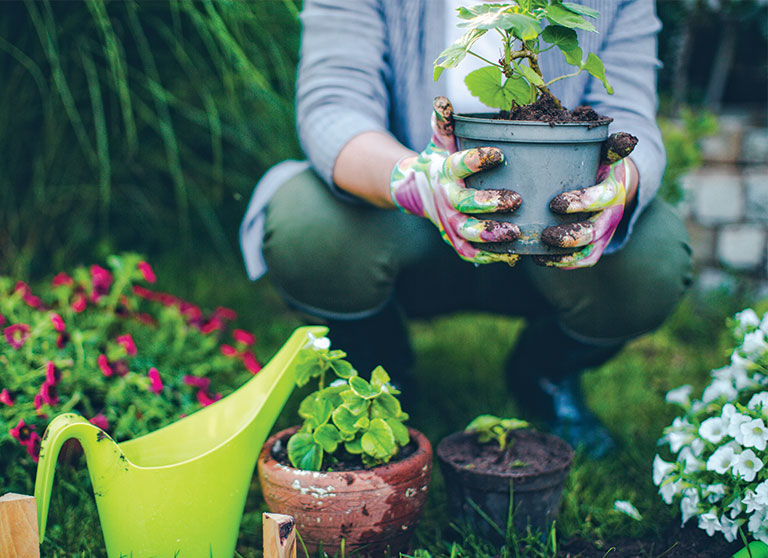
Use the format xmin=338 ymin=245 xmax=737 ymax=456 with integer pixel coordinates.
xmin=534 ymin=133 xmax=638 ymax=270
xmin=390 ymin=97 xmax=522 ymax=265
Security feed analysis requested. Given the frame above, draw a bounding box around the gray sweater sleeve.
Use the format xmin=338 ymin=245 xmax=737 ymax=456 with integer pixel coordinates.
xmin=296 ymin=0 xmax=391 ymax=193
xmin=583 ymin=0 xmax=667 ymax=252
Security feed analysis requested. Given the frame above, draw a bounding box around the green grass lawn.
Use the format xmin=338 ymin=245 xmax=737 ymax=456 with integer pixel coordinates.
xmin=37 ymin=255 xmax=763 ymax=557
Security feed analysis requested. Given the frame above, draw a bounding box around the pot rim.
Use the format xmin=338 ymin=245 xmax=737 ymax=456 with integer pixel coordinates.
xmin=259 ymin=425 xmax=433 ymax=480
xmin=436 ymin=429 xmax=574 ymax=481
xmin=453 ymin=113 xmax=612 ymax=127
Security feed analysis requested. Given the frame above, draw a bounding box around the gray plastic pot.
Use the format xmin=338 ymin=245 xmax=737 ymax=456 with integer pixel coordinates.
xmin=437 ymin=430 xmax=574 ymax=542
xmin=454 ymin=114 xmax=610 ymax=255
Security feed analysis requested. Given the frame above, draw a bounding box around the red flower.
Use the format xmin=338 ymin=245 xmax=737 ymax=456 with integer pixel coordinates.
xmin=200 ymin=317 xmax=222 ymax=334
xmin=45 ymin=361 xmax=61 ymax=385
xmin=52 ymin=272 xmax=74 ymax=287
xmin=197 ymin=390 xmax=222 ymax=407
xmin=242 ymin=351 xmax=262 ymax=374
xmin=0 ymin=389 xmax=14 ymax=406
xmin=50 ymin=312 xmax=66 ymax=332
xmin=39 ymin=381 xmax=59 ymax=406
xmin=148 ymin=367 xmax=163 ymax=394
xmin=132 ymin=285 xmax=156 ymax=300
xmin=137 ymin=261 xmax=156 ymax=284
xmin=214 ymin=307 xmax=237 ymax=321
xmin=98 ymin=354 xmax=113 ymax=377
xmin=233 ymin=329 xmax=256 ymax=346
xmin=71 ymin=292 xmax=88 ymax=312
xmin=10 ymin=419 xmax=34 ymax=443
xmin=56 ymin=332 xmax=70 ymax=349
xmin=25 ymin=432 xmax=41 ymax=462
xmin=220 ymin=344 xmax=238 ymax=357
xmin=89 ymin=264 xmax=113 ymax=302
xmin=117 ymin=334 xmax=137 ymax=356
xmin=90 ymin=414 xmax=110 ymax=431
xmin=183 ymin=375 xmax=210 ymax=392
xmin=4 ymin=323 xmax=30 ymax=349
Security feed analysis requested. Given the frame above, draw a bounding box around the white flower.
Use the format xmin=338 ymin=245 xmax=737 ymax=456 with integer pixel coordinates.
xmin=754 ymin=527 xmax=768 ymax=545
xmin=304 ymin=332 xmax=331 ymax=351
xmin=659 ymin=479 xmax=682 ymax=505
xmin=699 ymin=416 xmax=727 ymax=444
xmin=713 ymin=363 xmax=754 ymax=392
xmin=740 ymin=418 xmax=768 ymax=451
xmin=653 ymin=455 xmax=675 ymax=486
xmin=742 ymin=330 xmax=768 ymax=358
xmin=719 ymin=515 xmax=741 ymax=542
xmin=664 ymin=417 xmax=695 ymax=453
xmin=754 ymin=480 xmax=768 ymax=510
xmin=749 ymin=507 xmax=768 ymax=535
xmin=680 ymin=489 xmax=700 ymax=525
xmin=733 ymin=449 xmax=764 ymax=482
xmin=613 ymin=500 xmax=642 ymax=521
xmin=760 ymin=312 xmax=768 ymax=335
xmin=679 ymin=446 xmax=705 ymax=474
xmin=702 ymin=378 xmax=738 ymax=403
xmin=704 ymin=483 xmax=726 ymax=503
xmin=749 ymin=392 xmax=768 ymax=413
xmin=736 ymin=308 xmax=761 ymax=332
xmin=727 ymin=411 xmax=753 ymax=443
xmin=729 ymin=495 xmax=744 ymax=519
xmin=698 ymin=511 xmax=721 ymax=536
xmin=744 ymin=489 xmax=761 ymax=515
xmin=706 ymin=445 xmax=737 ymax=474
xmin=666 ymin=385 xmax=693 ymax=407
xmin=691 ymin=437 xmax=706 ymax=457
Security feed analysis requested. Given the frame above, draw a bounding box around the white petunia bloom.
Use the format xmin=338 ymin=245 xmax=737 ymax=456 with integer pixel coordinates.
xmin=760 ymin=311 xmax=768 ymax=335
xmin=727 ymin=411 xmax=753 ymax=444
xmin=698 ymin=511 xmax=721 ymax=536
xmin=713 ymin=363 xmax=755 ymax=392
xmin=706 ymin=445 xmax=737 ymax=474
xmin=754 ymin=480 xmax=768 ymax=509
xmin=735 ymin=308 xmax=761 ymax=332
xmin=659 ymin=479 xmax=682 ymax=505
xmin=718 ymin=515 xmax=741 ymax=542
xmin=733 ymin=449 xmax=764 ymax=482
xmin=702 ymin=378 xmax=738 ymax=404
xmin=665 ymin=417 xmax=695 ymax=453
xmin=679 ymin=446 xmax=705 ymax=474
xmin=729 ymin=495 xmax=744 ymax=519
xmin=749 ymin=392 xmax=768 ymax=413
xmin=743 ymin=489 xmax=761 ymax=515
xmin=754 ymin=528 xmax=768 ymax=545
xmin=748 ymin=507 xmax=768 ymax=535
xmin=613 ymin=500 xmax=642 ymax=521
xmin=699 ymin=416 xmax=727 ymax=444
xmin=304 ymin=332 xmax=331 ymax=351
xmin=742 ymin=330 xmax=768 ymax=358
xmin=691 ymin=437 xmax=706 ymax=457
xmin=666 ymin=385 xmax=693 ymax=407
xmin=740 ymin=417 xmax=768 ymax=451
xmin=653 ymin=455 xmax=675 ymax=486
xmin=680 ymin=489 xmax=700 ymax=525
xmin=704 ymin=483 xmax=726 ymax=503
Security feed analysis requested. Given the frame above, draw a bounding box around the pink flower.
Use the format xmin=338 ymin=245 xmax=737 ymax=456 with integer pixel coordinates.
xmin=4 ymin=323 xmax=30 ymax=349
xmin=71 ymin=292 xmax=87 ymax=312
xmin=117 ymin=334 xmax=137 ymax=356
xmin=183 ymin=375 xmax=211 ymax=392
xmin=200 ymin=317 xmax=222 ymax=334
xmin=90 ymin=414 xmax=110 ymax=431
xmin=233 ymin=329 xmax=256 ymax=346
xmin=197 ymin=390 xmax=222 ymax=407
xmin=179 ymin=302 xmax=202 ymax=321
xmin=33 ymin=394 xmax=44 ymax=414
xmin=10 ymin=419 xmax=34 ymax=443
xmin=98 ymin=354 xmax=113 ymax=377
xmin=135 ymin=313 xmax=156 ymax=326
xmin=0 ymin=314 xmax=4 ymax=326
xmin=38 ymin=381 xmax=59 ymax=406
xmin=220 ymin=344 xmax=238 ymax=357
xmin=50 ymin=312 xmax=66 ymax=332
xmin=25 ymin=432 xmax=41 ymax=462
xmin=0 ymin=389 xmax=14 ymax=406
xmin=90 ymin=264 xmax=113 ymax=294
xmin=52 ymin=272 xmax=74 ymax=287
xmin=132 ymin=285 xmax=156 ymax=300
xmin=112 ymin=360 xmax=130 ymax=377
xmin=214 ymin=307 xmax=237 ymax=321
xmin=45 ymin=361 xmax=61 ymax=385
xmin=56 ymin=332 xmax=69 ymax=349
xmin=148 ymin=367 xmax=164 ymax=394
xmin=137 ymin=261 xmax=156 ymax=283
xmin=16 ymin=282 xmax=43 ymax=309
xmin=242 ymin=352 xmax=262 ymax=374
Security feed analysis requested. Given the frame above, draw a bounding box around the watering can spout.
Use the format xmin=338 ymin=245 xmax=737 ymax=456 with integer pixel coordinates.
xmin=34 ymin=413 xmax=124 ymax=541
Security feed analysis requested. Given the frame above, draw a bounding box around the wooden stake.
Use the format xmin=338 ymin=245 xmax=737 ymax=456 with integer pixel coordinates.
xmin=0 ymin=493 xmax=39 ymax=558
xmin=263 ymin=512 xmax=296 ymax=558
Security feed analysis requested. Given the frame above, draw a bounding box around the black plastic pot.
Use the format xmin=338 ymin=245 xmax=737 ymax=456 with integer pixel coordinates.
xmin=454 ymin=114 xmax=610 ymax=255
xmin=437 ymin=429 xmax=574 ymax=542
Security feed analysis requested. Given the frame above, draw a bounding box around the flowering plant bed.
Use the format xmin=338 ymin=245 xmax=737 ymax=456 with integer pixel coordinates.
xmin=0 ymin=253 xmax=263 ymax=491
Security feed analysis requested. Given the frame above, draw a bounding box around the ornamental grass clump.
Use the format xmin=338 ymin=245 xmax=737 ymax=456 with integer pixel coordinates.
xmin=0 ymin=253 xmax=263 ymax=491
xmin=654 ymin=308 xmax=768 ymax=544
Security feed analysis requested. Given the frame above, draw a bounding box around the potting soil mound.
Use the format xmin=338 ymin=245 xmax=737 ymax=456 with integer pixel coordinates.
xmin=504 ymin=94 xmax=612 ymax=125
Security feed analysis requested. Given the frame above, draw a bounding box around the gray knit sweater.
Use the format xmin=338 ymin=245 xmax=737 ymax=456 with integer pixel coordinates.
xmin=241 ymin=0 xmax=666 ymax=280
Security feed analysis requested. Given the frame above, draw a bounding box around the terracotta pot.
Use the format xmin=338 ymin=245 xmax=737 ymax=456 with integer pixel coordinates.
xmin=437 ymin=429 xmax=573 ymax=542
xmin=258 ymin=426 xmax=433 ymax=557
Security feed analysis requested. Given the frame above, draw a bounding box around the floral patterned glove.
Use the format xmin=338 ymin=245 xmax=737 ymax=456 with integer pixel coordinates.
xmin=390 ymin=97 xmax=522 ymax=265
xmin=534 ymin=133 xmax=638 ymax=270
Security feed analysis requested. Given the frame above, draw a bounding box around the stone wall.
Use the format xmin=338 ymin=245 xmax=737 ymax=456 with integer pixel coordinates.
xmin=677 ymin=109 xmax=768 ymax=288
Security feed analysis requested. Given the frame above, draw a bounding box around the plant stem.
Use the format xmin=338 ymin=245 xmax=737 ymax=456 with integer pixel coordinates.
xmin=521 ymin=41 xmax=562 ymax=108
xmin=467 ymin=50 xmax=502 ymax=68
xmin=544 ymin=70 xmax=582 ymax=87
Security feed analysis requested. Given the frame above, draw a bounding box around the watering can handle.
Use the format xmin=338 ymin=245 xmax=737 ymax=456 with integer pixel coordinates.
xmin=733 ymin=542 xmax=768 ymax=558
xmin=34 ymin=413 xmax=123 ymax=541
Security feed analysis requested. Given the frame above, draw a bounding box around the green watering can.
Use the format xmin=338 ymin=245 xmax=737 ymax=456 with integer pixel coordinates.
xmin=734 ymin=542 xmax=768 ymax=558
xmin=35 ymin=325 xmax=326 ymax=558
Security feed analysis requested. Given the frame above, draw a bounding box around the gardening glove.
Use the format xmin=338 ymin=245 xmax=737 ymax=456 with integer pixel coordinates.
xmin=534 ymin=133 xmax=638 ymax=270
xmin=390 ymin=97 xmax=522 ymax=265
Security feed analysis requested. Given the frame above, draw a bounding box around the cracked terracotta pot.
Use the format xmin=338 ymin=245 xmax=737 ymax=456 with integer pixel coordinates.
xmin=258 ymin=426 xmax=432 ymax=557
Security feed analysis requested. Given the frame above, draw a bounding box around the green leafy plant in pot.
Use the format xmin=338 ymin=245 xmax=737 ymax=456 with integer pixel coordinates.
xmin=257 ymin=334 xmax=432 ymax=557
xmin=437 ymin=414 xmax=574 ymax=542
xmin=434 ymin=0 xmax=635 ymax=256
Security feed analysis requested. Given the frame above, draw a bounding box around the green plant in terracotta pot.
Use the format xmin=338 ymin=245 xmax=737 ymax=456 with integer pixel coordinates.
xmin=257 ymin=333 xmax=432 ymax=558
xmin=437 ymin=414 xmax=573 ymax=542
xmin=432 ymin=0 xmax=637 ymax=260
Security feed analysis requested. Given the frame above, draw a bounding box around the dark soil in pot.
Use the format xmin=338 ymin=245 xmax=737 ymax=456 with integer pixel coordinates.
xmin=437 ymin=429 xmax=573 ymax=543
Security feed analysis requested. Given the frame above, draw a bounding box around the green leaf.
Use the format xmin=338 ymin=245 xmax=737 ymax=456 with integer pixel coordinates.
xmin=370 ymin=366 xmax=390 ymax=390
xmin=345 ymin=437 xmax=363 ymax=454
xmin=545 ymin=2 xmax=597 ymax=32
xmin=540 ymin=25 xmax=582 ymax=66
xmin=353 ymin=416 xmax=370 ymax=429
xmin=341 ymin=389 xmax=370 ymax=415
xmin=458 ymin=10 xmax=541 ymax=42
xmin=466 ymin=414 xmax=502 ymax=433
xmin=434 ymin=28 xmax=487 ymax=80
xmin=361 ymin=418 xmax=396 ymax=461
xmin=500 ymin=418 xmax=531 ymax=430
xmin=465 ymin=67 xmax=532 ymax=110
xmin=313 ymin=423 xmax=342 ymax=453
xmin=561 ymin=2 xmax=599 ymax=19
xmin=294 ymin=352 xmax=319 ymax=387
xmin=298 ymin=393 xmax=333 ymax=429
xmin=386 ymin=418 xmax=410 ymax=447
xmin=330 ymin=359 xmax=356 ymax=379
xmin=349 ymin=376 xmax=380 ymax=399
xmin=372 ymin=391 xmax=402 ymax=419
xmin=287 ymin=432 xmax=324 ymax=471
xmin=516 ymin=63 xmax=545 ymax=87
xmin=582 ymin=52 xmax=613 ymax=94
xmin=332 ymin=405 xmax=360 ymax=436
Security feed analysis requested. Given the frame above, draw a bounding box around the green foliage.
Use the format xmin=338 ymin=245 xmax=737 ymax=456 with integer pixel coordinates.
xmin=0 ymin=253 xmax=262 ymax=492
xmin=0 ymin=1 xmax=301 ymax=278
xmin=465 ymin=414 xmax=530 ymax=451
xmin=659 ymin=109 xmax=719 ymax=206
xmin=287 ymin=342 xmax=411 ymax=471
xmin=434 ymin=0 xmax=612 ymax=111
